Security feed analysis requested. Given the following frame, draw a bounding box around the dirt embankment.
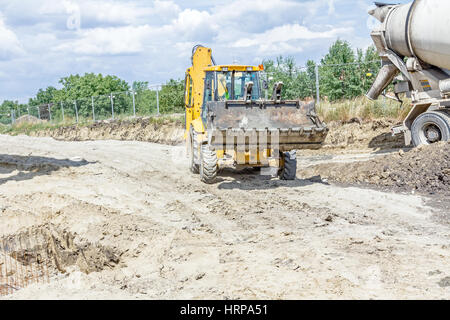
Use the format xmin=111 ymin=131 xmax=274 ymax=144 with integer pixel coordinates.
xmin=299 ymin=142 xmax=450 ymax=196
xmin=321 ymin=119 xmax=405 ymax=151
xmin=25 ymin=117 xmax=404 ymax=151
xmin=29 ymin=118 xmax=185 ymax=146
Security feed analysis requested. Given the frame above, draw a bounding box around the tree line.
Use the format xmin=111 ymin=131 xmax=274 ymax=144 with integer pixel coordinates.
xmin=0 ymin=75 xmax=185 ymax=122
xmin=1 ymin=40 xmax=381 ymax=123
xmin=263 ymin=40 xmax=381 ymax=102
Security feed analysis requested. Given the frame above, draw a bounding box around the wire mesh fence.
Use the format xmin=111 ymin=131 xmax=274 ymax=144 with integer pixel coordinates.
xmin=0 ymin=59 xmax=390 ymax=127
xmin=0 ymin=225 xmax=121 ymax=297
xmin=2 ymin=87 xmax=163 ymax=127
xmin=0 ymin=228 xmax=51 ymax=296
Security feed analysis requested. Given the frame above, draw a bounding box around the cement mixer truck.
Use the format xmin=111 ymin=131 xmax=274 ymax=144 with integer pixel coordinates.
xmin=367 ymin=0 xmax=450 ymax=146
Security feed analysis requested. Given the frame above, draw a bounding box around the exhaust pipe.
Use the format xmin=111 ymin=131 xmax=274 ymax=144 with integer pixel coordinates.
xmin=366 ymin=62 xmax=399 ymax=101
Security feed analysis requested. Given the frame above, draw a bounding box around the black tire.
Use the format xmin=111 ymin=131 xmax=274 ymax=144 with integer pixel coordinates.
xmin=200 ymin=143 xmax=218 ymax=184
xmin=411 ymin=111 xmax=450 ymax=147
xmin=189 ymin=128 xmax=199 ymax=174
xmin=279 ymin=151 xmax=297 ymax=180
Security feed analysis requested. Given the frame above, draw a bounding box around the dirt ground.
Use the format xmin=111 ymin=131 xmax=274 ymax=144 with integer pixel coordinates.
xmin=299 ymin=142 xmax=450 ymax=196
xmin=0 ymin=129 xmax=449 ymax=300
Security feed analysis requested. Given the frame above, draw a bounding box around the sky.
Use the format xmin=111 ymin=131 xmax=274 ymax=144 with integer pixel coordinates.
xmin=0 ymin=0 xmax=412 ymax=103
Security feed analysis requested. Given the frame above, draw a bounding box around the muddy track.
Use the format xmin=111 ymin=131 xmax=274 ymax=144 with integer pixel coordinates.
xmin=0 ymin=134 xmax=449 ymax=299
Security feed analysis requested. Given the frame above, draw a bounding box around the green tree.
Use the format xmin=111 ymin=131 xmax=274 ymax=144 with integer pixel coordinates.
xmin=0 ymin=100 xmax=30 ymax=123
xmin=0 ymin=100 xmax=15 ymax=124
xmin=28 ymin=86 xmax=59 ymax=106
xmin=50 ymin=73 xmax=131 ymax=119
xmin=55 ymin=73 xmax=129 ymax=101
xmin=263 ymin=57 xmax=316 ymax=100
xmin=132 ymin=81 xmax=157 ymax=115
xmin=319 ymin=39 xmax=356 ymax=101
xmin=319 ymin=40 xmax=380 ymax=101
xmin=159 ymin=79 xmax=185 ymax=114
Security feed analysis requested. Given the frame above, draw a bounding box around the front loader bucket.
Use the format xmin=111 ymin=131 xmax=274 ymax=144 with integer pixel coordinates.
xmin=207 ymin=100 xmax=329 ymax=152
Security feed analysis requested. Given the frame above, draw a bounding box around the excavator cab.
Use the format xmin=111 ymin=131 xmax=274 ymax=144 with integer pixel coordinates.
xmin=214 ymin=70 xmax=261 ymax=101
xmin=203 ymin=68 xmax=262 ymax=102
xmin=185 ymin=46 xmax=329 ymax=184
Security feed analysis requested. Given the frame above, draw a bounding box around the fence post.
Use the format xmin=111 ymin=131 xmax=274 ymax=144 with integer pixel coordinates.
xmin=315 ymin=64 xmax=320 ymax=106
xmin=11 ymin=109 xmax=15 ymax=124
xmin=132 ymin=90 xmax=136 ymax=117
xmin=110 ymin=93 xmax=115 ymax=120
xmin=48 ymin=104 xmax=52 ymax=121
xmin=92 ymin=96 xmax=95 ymax=122
xmin=37 ymin=106 xmax=41 ymax=120
xmin=61 ymin=101 xmax=65 ymax=122
xmin=74 ymin=101 xmax=79 ymax=124
xmin=156 ymin=87 xmax=160 ymax=115
xmin=27 ymin=106 xmax=30 ymax=116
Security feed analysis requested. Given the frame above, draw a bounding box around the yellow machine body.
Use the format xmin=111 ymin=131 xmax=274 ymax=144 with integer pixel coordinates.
xmin=184 ymin=46 xmax=328 ymax=183
xmin=184 ymin=46 xmax=270 ymax=167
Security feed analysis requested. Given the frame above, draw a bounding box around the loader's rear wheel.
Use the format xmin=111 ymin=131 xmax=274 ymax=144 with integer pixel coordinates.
xmin=279 ymin=151 xmax=297 ymax=181
xmin=200 ymin=143 xmax=218 ymax=184
xmin=190 ymin=128 xmax=199 ymax=174
xmin=411 ymin=111 xmax=450 ymax=147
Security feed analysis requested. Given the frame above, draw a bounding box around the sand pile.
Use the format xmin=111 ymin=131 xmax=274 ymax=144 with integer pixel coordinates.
xmin=15 ymin=115 xmax=43 ymax=125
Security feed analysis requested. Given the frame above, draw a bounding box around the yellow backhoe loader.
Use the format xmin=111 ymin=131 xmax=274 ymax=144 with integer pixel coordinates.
xmin=185 ymin=45 xmax=329 ymax=184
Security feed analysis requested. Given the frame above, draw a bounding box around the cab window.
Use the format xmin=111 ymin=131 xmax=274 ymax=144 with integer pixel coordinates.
xmin=204 ymin=72 xmax=214 ymax=102
xmin=216 ymin=71 xmax=261 ymax=101
xmin=234 ymin=72 xmax=260 ymax=100
xmin=217 ymin=72 xmax=232 ymax=101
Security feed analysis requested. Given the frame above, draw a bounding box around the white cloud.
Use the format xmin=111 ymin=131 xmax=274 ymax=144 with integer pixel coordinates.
xmin=0 ymin=15 xmax=23 ymax=60
xmin=78 ymin=0 xmax=181 ymax=26
xmin=55 ymin=25 xmax=153 ymax=55
xmin=55 ymin=6 xmax=219 ymax=56
xmin=235 ymin=24 xmax=352 ymax=47
xmin=232 ymin=24 xmax=352 ymax=55
xmin=0 ymin=0 xmax=381 ymax=101
xmin=328 ymin=0 xmax=336 ymax=15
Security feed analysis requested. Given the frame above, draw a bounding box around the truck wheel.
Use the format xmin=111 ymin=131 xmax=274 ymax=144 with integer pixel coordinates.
xmin=200 ymin=143 xmax=218 ymax=184
xmin=279 ymin=151 xmax=297 ymax=180
xmin=189 ymin=128 xmax=200 ymax=174
xmin=411 ymin=111 xmax=450 ymax=147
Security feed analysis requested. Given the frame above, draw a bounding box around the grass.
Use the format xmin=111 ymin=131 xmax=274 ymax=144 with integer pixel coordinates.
xmin=317 ymin=96 xmax=412 ymax=123
xmin=0 ymin=114 xmax=185 ymax=136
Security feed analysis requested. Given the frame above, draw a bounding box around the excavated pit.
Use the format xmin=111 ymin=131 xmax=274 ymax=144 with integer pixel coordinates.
xmin=0 ymin=225 xmax=120 ymax=296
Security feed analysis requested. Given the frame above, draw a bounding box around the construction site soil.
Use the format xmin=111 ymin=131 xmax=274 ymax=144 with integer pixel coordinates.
xmin=30 ymin=118 xmax=185 ymax=146
xmin=0 ymin=118 xmax=448 ymax=299
xmin=299 ymin=142 xmax=450 ymax=196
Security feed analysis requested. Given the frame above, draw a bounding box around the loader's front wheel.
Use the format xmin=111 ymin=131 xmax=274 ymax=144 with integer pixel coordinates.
xmin=189 ymin=128 xmax=199 ymax=174
xmin=279 ymin=151 xmax=297 ymax=181
xmin=200 ymin=143 xmax=218 ymax=184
